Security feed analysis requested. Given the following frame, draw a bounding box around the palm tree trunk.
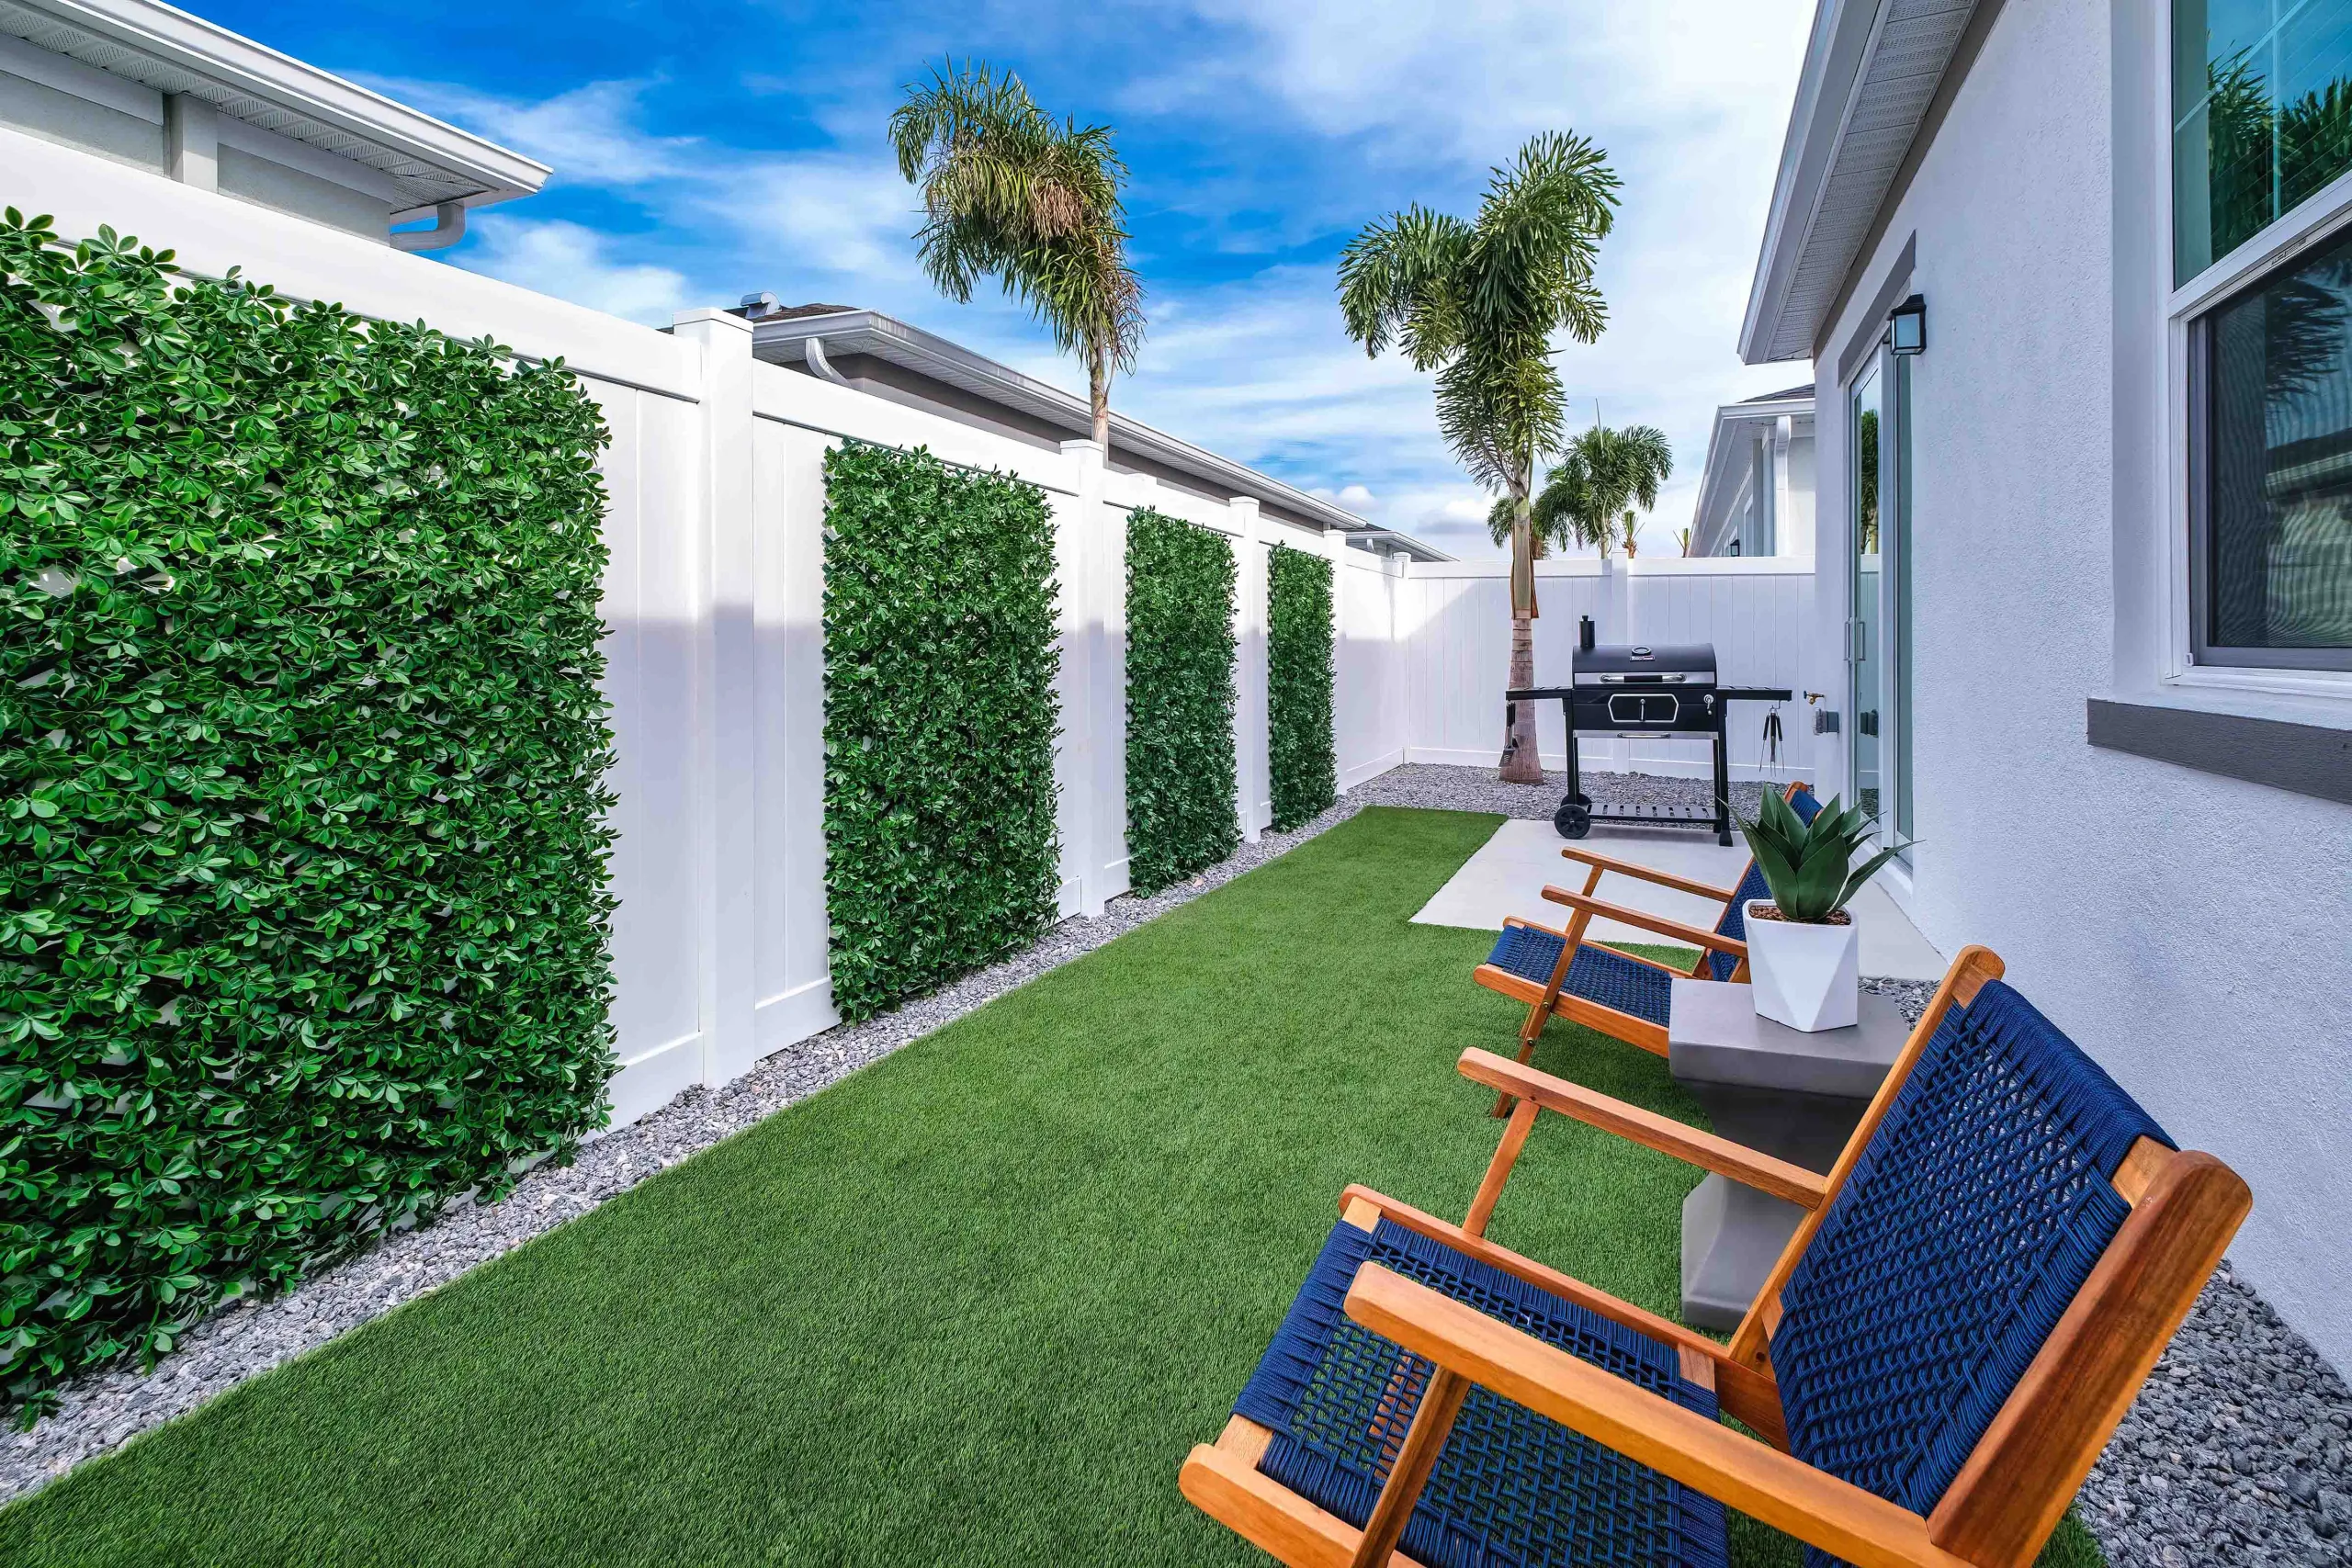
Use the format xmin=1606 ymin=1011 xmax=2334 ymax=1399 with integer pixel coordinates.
xmin=1089 ymin=338 xmax=1111 ymax=449
xmin=1500 ymin=481 xmax=1544 ymax=784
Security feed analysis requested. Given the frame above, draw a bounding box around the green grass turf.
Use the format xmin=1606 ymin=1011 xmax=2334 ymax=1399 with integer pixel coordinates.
xmin=2 ymin=807 xmax=2102 ymax=1567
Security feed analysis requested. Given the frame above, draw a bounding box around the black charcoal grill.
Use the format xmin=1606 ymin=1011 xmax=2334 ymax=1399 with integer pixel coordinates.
xmin=1506 ymin=617 xmax=1790 ymax=845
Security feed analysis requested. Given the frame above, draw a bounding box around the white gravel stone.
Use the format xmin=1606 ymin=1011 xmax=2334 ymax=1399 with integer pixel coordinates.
xmin=8 ymin=763 xmax=2331 ymax=1568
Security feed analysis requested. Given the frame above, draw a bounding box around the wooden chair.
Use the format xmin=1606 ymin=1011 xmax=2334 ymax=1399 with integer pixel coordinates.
xmin=1180 ymin=946 xmax=2249 ymax=1568
xmin=1472 ymin=784 xmax=1821 ymax=1103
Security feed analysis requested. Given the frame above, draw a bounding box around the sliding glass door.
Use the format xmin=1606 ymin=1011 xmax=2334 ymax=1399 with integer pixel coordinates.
xmin=1850 ymin=364 xmax=1884 ymax=827
xmin=1849 ymin=349 xmax=1913 ymax=854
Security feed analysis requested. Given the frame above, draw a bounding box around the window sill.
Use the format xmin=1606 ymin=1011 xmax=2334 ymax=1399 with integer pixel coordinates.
xmin=2086 ymin=686 xmax=2352 ymax=806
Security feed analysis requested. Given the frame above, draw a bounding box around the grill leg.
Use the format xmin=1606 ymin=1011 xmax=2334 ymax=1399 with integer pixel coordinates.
xmin=1713 ymin=722 xmax=1733 ymax=846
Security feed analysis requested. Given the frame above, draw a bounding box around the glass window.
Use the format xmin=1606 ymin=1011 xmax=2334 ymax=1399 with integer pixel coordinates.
xmin=2174 ymin=0 xmax=2352 ymax=285
xmin=1892 ymin=356 xmax=1914 ymax=851
xmin=1850 ymin=365 xmax=1883 ymax=829
xmin=2193 ymin=221 xmax=2352 ymax=662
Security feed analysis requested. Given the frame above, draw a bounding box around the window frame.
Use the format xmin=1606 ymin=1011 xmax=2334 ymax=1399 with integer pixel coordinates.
xmin=2183 ymin=239 xmax=2352 ymax=671
xmin=2164 ymin=0 xmax=2352 ymax=695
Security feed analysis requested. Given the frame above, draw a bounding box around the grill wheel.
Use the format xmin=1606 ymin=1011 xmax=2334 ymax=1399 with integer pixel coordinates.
xmin=1554 ymin=795 xmax=1592 ymax=840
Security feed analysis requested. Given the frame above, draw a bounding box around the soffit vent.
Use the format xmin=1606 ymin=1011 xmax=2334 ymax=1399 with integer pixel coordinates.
xmin=1758 ymin=0 xmax=1975 ymax=362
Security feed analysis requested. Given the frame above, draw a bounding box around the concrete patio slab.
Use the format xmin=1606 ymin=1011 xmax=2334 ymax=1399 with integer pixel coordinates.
xmin=1412 ymin=818 xmax=1947 ymax=981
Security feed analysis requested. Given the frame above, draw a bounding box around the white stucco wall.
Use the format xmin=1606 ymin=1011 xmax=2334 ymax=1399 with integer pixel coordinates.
xmin=1806 ymin=0 xmax=2352 ymax=1370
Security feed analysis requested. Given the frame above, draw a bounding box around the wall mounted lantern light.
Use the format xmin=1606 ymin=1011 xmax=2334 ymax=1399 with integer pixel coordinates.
xmin=1888 ymin=293 xmax=1926 ymax=355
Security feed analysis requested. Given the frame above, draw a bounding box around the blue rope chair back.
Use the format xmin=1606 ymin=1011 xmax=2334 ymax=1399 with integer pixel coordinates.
xmin=1707 ymin=788 xmax=1823 ymax=980
xmin=1770 ymin=981 xmax=2170 ymax=1522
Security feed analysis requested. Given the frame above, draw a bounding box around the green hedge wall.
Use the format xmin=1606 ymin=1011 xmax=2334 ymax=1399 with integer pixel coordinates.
xmin=1123 ymin=509 xmax=1238 ymax=894
xmin=0 ymin=214 xmax=616 ymax=1417
xmin=821 ymin=444 xmax=1059 ymax=1021
xmin=1268 ymin=544 xmax=1337 ymax=831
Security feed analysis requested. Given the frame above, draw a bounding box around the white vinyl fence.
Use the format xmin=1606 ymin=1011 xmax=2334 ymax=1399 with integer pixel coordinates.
xmin=10 ymin=125 xmax=1830 ymax=1133
xmin=1399 ymin=556 xmax=1819 ymax=784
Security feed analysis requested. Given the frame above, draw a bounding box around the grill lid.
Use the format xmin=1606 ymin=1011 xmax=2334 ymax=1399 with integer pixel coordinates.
xmin=1572 ymin=642 xmax=1716 ymax=685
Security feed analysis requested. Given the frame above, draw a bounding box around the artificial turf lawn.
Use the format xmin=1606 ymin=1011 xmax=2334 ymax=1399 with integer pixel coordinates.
xmin=2 ymin=807 xmax=2104 ymax=1567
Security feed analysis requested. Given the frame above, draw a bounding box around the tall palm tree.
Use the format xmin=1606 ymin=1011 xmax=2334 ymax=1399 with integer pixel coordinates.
xmin=1340 ymin=131 xmax=1619 ymax=782
xmin=890 ymin=60 xmax=1144 ymax=446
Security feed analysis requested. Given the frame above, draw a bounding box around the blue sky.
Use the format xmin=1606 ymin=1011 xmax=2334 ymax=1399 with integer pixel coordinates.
xmin=203 ymin=0 xmax=1815 ymax=557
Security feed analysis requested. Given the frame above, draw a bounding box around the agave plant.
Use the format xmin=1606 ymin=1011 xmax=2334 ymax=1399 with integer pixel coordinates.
xmin=1736 ymin=789 xmax=1911 ymax=923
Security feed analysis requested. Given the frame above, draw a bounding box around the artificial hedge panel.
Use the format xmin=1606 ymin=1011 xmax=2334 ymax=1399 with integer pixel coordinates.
xmin=821 ymin=444 xmax=1059 ymax=1022
xmin=1267 ymin=544 xmax=1337 ymax=830
xmin=1123 ymin=509 xmax=1238 ymax=894
xmin=0 ymin=213 xmax=617 ymax=1417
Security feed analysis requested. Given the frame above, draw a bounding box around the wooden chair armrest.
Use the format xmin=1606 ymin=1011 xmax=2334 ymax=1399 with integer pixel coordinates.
xmin=1345 ymin=1265 xmax=1970 ymax=1568
xmin=1541 ymin=887 xmax=1747 ymax=957
xmin=1337 ymin=1184 xmax=1788 ymax=1446
xmin=1556 ymin=845 xmax=1741 ymax=903
xmin=1456 ymin=1050 xmax=1828 ymax=1209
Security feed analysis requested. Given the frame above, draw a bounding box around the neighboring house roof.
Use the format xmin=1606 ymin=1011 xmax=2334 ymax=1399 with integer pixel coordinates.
xmin=1690 ymin=386 xmax=1815 ymax=557
xmin=0 ymin=0 xmax=548 ymax=215
xmin=750 ymin=306 xmax=1454 ymax=560
xmin=1739 ymin=0 xmax=1979 ymax=364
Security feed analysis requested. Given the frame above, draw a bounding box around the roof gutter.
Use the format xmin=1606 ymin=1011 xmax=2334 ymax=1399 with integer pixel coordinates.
xmin=751 ymin=309 xmax=1453 ymax=560
xmin=1738 ymin=0 xmax=1979 ymax=365
xmin=12 ymin=0 xmax=551 ymax=203
xmin=1738 ymin=0 xmax=1880 ymax=364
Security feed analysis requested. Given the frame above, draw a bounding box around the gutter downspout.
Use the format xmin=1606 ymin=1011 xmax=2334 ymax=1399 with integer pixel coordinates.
xmin=391 ymin=201 xmax=467 ymax=253
xmin=802 ymin=336 xmax=853 ymax=386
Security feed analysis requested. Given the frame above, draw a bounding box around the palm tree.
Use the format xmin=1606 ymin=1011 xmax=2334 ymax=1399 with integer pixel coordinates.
xmin=1340 ymin=131 xmax=1619 ymax=782
xmin=1527 ymin=423 xmax=1672 ymax=558
xmin=890 ymin=60 xmax=1144 ymax=446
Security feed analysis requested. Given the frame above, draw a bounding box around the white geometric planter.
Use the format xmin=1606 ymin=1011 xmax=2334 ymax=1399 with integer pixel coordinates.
xmin=1745 ymin=903 xmax=1860 ymax=1032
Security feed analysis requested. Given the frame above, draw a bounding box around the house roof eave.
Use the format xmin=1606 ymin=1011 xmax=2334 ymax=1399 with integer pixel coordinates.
xmin=752 ymin=308 xmax=1455 ymax=561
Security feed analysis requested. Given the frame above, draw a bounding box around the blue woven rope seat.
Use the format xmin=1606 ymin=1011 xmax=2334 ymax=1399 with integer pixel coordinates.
xmin=1772 ymin=979 xmax=2171 ymax=1565
xmin=1483 ymin=925 xmax=1674 ymax=1026
xmin=1233 ymin=1217 xmax=1728 ymax=1568
xmin=1705 ymin=787 xmax=1824 ymax=981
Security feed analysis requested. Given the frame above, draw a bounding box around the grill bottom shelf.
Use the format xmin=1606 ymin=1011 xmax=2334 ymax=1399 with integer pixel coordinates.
xmin=1589 ymin=804 xmax=1715 ymax=824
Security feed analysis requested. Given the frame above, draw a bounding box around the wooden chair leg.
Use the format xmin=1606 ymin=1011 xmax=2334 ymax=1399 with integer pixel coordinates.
xmin=1492 ymin=1006 xmax=1547 ymax=1118
xmin=1465 ymin=1099 xmax=1540 ymax=1237
xmin=1349 ymin=1367 xmax=1471 ymax=1568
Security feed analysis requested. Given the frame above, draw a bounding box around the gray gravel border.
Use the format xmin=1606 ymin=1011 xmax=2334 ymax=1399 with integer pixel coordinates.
xmin=6 ymin=765 xmax=2340 ymax=1568
xmin=2082 ymin=1266 xmax=2352 ymax=1565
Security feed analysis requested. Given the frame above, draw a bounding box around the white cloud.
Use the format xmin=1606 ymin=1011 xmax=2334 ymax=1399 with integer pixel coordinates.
xmin=458 ymin=218 xmax=690 ymax=325
xmin=690 ymin=156 xmax=923 ymax=285
xmin=1106 ymin=0 xmax=1815 ymax=558
xmin=365 ymin=5 xmax=1814 ymax=562
xmin=1133 ymin=0 xmax=1810 ymax=164
xmin=364 ymin=77 xmax=703 ymax=186
xmin=356 ymin=70 xmax=963 ymax=336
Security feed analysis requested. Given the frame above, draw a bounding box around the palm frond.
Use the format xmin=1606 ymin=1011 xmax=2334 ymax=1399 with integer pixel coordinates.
xmin=892 ymin=59 xmax=1145 ymax=403
xmin=1337 ymin=130 xmax=1619 ymax=604
xmin=1338 ymin=207 xmax=1472 ymax=367
xmin=1536 ymin=423 xmax=1672 ymax=553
